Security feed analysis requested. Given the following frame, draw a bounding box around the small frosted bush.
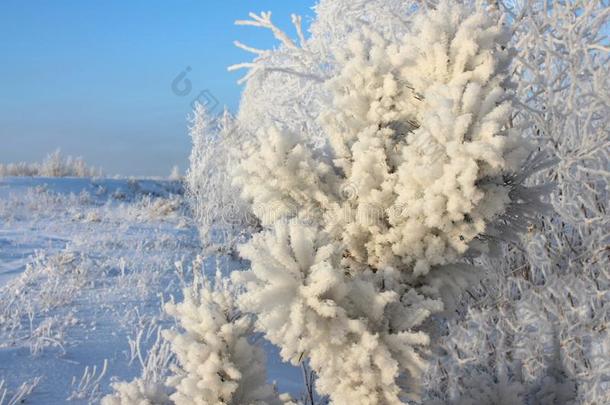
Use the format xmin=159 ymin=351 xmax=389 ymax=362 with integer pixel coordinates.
xmin=0 ymin=149 xmax=101 ymax=178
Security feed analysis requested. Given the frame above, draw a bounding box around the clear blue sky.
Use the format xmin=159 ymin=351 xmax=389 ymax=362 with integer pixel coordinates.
xmin=0 ymin=0 xmax=316 ymax=176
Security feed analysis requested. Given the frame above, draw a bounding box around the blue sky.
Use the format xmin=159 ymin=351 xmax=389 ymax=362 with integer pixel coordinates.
xmin=0 ymin=0 xmax=316 ymax=176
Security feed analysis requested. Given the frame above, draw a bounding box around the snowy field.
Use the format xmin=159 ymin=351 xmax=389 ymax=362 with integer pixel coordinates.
xmin=1 ymin=0 xmax=607 ymax=403
xmin=0 ymin=177 xmax=299 ymax=403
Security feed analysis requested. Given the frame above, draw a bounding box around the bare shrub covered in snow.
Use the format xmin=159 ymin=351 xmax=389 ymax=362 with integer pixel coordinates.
xmin=168 ymin=165 xmax=182 ymax=181
xmin=423 ymin=1 xmax=610 ymax=404
xmin=0 ymin=149 xmax=102 ymax=178
xmin=185 ymin=104 xmax=253 ymax=254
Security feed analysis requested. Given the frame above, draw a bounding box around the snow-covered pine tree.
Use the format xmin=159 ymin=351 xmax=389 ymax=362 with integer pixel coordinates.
xmin=229 ymin=1 xmax=545 ymax=403
xmin=163 ymin=270 xmax=281 ymax=405
xmin=180 ymin=0 xmax=607 ymax=403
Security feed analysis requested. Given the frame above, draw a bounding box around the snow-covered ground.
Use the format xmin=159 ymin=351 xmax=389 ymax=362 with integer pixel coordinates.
xmin=0 ymin=176 xmax=195 ymax=403
xmin=0 ymin=177 xmax=299 ymax=403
